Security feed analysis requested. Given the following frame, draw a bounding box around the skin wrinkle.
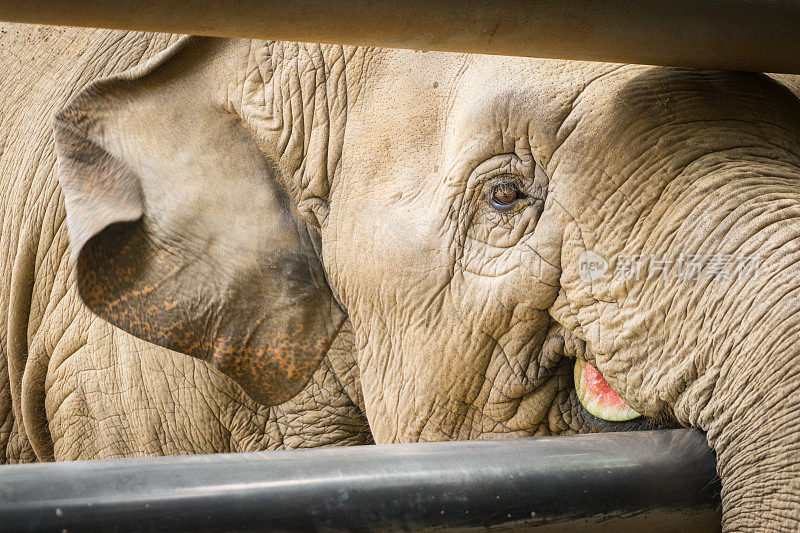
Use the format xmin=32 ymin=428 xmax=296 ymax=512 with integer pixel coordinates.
xmin=550 ymin=64 xmax=629 ymax=167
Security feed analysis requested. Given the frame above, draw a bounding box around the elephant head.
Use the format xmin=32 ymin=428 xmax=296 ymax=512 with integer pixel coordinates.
xmin=54 ymin=36 xmax=800 ymax=530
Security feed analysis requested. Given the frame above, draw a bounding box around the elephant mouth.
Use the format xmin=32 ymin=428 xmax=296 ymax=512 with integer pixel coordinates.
xmin=573 ymin=358 xmax=641 ymax=422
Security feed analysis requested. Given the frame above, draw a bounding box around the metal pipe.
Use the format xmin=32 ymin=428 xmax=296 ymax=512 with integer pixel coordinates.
xmin=1 ymin=0 xmax=799 ymax=73
xmin=0 ymin=429 xmax=720 ymax=532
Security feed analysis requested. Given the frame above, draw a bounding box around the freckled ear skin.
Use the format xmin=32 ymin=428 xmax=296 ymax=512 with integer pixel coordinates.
xmin=53 ymin=37 xmax=345 ymax=406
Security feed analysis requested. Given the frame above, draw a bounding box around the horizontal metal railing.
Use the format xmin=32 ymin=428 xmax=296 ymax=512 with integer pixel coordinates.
xmin=0 ymin=429 xmax=720 ymax=532
xmin=1 ymin=0 xmax=799 ymax=73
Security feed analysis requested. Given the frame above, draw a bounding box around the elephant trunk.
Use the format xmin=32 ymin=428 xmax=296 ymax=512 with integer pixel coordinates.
xmin=713 ymin=403 xmax=800 ymax=530
xmin=701 ymin=260 xmax=800 ymax=531
xmin=670 ymin=192 xmax=800 ymax=530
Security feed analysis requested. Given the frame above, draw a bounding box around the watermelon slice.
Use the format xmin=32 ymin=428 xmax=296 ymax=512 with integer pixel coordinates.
xmin=574 ymin=358 xmax=641 ymax=422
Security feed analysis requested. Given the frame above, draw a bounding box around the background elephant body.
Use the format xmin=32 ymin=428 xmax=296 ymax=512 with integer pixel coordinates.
xmin=1 ymin=23 xmax=799 ymax=531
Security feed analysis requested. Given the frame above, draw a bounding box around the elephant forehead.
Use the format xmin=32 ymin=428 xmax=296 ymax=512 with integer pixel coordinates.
xmin=437 ymin=56 xmax=623 ymax=165
xmin=343 ymin=50 xmax=627 ymax=192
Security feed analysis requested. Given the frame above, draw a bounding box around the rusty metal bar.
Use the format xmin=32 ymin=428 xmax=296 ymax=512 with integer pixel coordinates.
xmin=0 ymin=0 xmax=799 ymax=73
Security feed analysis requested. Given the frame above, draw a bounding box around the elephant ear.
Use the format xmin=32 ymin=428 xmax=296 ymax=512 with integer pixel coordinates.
xmin=53 ymin=37 xmax=345 ymax=406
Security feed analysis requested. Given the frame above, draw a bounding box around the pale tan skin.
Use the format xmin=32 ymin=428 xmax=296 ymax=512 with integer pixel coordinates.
xmin=2 ymin=24 xmax=799 ymax=531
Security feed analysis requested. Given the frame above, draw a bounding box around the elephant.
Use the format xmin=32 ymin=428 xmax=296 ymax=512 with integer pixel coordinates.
xmin=1 ymin=22 xmax=799 ymax=531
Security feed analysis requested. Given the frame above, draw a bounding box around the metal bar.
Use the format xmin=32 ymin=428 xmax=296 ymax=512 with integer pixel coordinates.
xmin=1 ymin=0 xmax=799 ymax=73
xmin=0 ymin=429 xmax=720 ymax=532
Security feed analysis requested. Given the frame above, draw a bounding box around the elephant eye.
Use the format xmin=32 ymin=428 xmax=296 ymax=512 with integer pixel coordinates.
xmin=488 ymin=182 xmax=524 ymax=211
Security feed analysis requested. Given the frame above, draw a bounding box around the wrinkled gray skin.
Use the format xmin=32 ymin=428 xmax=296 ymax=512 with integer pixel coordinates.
xmin=0 ymin=25 xmax=371 ymax=461
xmin=2 ymin=24 xmax=799 ymax=531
